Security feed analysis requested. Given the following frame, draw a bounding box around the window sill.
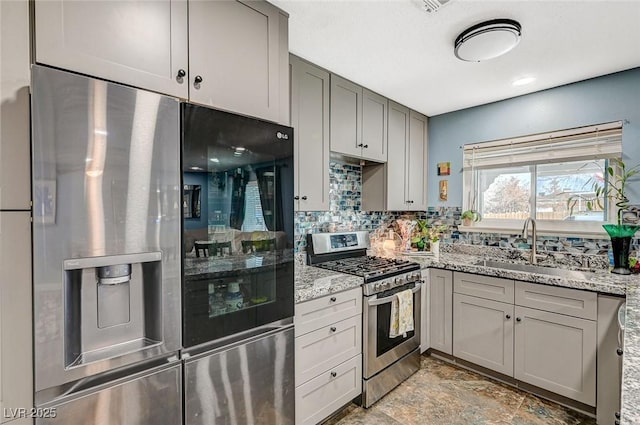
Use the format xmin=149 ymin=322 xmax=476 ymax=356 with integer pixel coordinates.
xmin=457 ymin=224 xmax=610 ymax=239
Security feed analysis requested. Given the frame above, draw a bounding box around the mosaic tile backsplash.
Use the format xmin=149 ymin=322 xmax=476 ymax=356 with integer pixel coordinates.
xmin=294 ymin=161 xmax=639 ymax=260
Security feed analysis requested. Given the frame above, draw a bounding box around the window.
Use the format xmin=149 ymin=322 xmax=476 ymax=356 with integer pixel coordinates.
xmin=463 ymin=122 xmax=623 ymax=235
xmin=241 ymin=180 xmax=268 ymax=232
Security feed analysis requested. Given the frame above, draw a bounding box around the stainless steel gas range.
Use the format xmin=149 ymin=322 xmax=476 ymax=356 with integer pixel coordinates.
xmin=307 ymin=231 xmax=423 ymax=408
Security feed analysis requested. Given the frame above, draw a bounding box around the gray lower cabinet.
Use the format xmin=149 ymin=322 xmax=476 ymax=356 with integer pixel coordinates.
xmin=514 ymin=306 xmax=596 ymax=406
xmin=0 ymin=212 xmax=32 ymax=424
xmin=294 ymin=288 xmax=362 ymax=425
xmin=596 ymin=295 xmax=624 ymax=424
xmin=453 ymin=293 xmax=514 ymax=376
xmin=429 ymin=269 xmax=453 ymax=355
xmin=451 ymin=273 xmax=598 ymax=407
xmin=290 ymin=55 xmax=330 ymax=211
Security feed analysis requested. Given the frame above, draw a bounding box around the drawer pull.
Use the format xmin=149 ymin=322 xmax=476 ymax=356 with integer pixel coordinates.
xmin=505 ymin=314 xmax=511 ymax=319
xmin=330 ymin=371 xmax=337 ymax=378
xmin=330 ymin=327 xmax=337 ymax=332
xmin=330 ymin=297 xmax=337 ymax=302
xmin=617 ymin=348 xmax=624 ymax=356
xmin=516 ymin=317 xmax=522 ymax=322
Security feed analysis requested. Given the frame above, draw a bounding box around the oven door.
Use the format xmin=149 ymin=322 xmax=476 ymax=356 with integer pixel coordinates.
xmin=364 ymin=282 xmax=421 ymax=378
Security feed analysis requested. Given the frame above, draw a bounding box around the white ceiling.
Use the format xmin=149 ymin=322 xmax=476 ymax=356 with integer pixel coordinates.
xmin=271 ymin=0 xmax=640 ymax=116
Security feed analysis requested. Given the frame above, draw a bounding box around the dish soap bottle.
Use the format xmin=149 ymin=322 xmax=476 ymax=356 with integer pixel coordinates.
xmin=226 ymin=282 xmax=244 ymax=312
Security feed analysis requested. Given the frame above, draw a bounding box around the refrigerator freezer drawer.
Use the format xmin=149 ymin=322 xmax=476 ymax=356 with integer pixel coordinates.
xmin=184 ymin=325 xmax=295 ymax=425
xmin=36 ymin=363 xmax=182 ymax=425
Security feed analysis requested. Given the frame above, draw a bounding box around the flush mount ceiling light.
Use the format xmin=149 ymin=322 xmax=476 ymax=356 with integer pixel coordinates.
xmin=454 ymin=19 xmax=522 ymax=62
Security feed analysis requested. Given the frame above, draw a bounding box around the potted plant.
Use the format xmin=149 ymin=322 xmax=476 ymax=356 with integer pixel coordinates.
xmin=568 ymin=158 xmax=640 ymax=274
xmin=461 ymin=210 xmax=481 ymax=227
xmin=411 ymin=220 xmax=448 ymax=255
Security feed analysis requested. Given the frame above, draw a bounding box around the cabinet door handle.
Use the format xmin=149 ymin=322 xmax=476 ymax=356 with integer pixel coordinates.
xmin=505 ymin=314 xmax=511 ymax=319
xmin=357 ymin=143 xmax=363 ymax=148
xmin=176 ymin=69 xmax=186 ymax=83
xmin=194 ymin=75 xmax=203 ymax=87
xmin=294 ymin=196 xmax=300 ymax=200
xmin=615 ymin=412 xmax=621 ymax=419
xmin=363 ymin=144 xmax=368 ymax=148
xmin=330 ymin=327 xmax=337 ymax=332
xmin=330 ymin=371 xmax=337 ymax=378
xmin=617 ymin=348 xmax=624 ymax=356
xmin=615 ymin=421 xmax=620 ymax=425
xmin=301 ymin=196 xmax=308 ymax=200
xmin=330 ymin=296 xmax=337 ymax=302
xmin=516 ymin=317 xmax=522 ymax=322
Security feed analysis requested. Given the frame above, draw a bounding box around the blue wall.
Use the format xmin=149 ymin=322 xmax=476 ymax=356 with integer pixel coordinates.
xmin=428 ymin=67 xmax=640 ymax=207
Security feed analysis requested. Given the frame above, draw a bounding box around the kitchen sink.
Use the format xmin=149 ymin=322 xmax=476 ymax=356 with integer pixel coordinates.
xmin=474 ymin=260 xmax=591 ymax=279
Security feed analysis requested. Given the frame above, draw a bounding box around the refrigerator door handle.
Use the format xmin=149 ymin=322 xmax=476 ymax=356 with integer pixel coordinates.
xmin=183 ymin=319 xmax=294 ymax=363
xmin=37 ymin=357 xmax=181 ymax=408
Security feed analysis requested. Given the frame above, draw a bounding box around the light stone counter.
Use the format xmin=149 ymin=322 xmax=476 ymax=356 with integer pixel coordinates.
xmin=294 ymin=247 xmax=640 ymax=423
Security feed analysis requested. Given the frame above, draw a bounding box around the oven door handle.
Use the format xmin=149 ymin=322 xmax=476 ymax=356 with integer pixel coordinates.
xmin=367 ymin=281 xmax=422 ymax=306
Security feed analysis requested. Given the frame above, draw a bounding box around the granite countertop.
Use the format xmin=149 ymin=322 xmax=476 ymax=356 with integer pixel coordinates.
xmin=183 ymin=249 xmax=294 ymax=278
xmin=293 ymin=248 xmax=640 ymax=423
xmin=294 ymin=262 xmax=363 ymax=303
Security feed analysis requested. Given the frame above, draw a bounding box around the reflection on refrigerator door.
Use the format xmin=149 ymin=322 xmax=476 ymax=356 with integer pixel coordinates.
xmin=184 ymin=324 xmax=295 ymax=425
xmin=31 ymin=64 xmax=182 ymax=423
xmin=36 ymin=363 xmax=182 ymax=425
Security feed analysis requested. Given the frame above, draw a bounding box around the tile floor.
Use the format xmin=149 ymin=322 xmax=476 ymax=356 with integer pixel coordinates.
xmin=325 ymin=355 xmax=597 ymax=425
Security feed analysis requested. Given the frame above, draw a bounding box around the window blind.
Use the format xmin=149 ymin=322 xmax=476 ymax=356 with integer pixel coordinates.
xmin=462 ymin=121 xmax=623 ymax=170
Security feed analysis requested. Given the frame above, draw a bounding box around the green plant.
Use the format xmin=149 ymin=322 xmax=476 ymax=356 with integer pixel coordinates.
xmin=567 ymin=158 xmax=640 ymax=225
xmin=461 ymin=209 xmax=481 ymax=222
xmin=411 ymin=220 xmax=448 ymax=250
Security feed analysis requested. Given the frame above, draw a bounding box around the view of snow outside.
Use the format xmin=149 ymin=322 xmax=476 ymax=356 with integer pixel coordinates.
xmin=479 ymin=160 xmax=605 ymax=221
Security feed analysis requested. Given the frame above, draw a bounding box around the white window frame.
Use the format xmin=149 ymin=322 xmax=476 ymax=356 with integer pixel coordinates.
xmin=461 ymin=122 xmax=623 ymax=237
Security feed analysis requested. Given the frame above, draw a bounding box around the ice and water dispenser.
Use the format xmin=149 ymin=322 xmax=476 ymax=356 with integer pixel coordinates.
xmin=62 ymin=252 xmax=163 ymax=369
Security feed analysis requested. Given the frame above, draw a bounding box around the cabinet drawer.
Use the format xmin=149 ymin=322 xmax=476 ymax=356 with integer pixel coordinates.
xmin=515 ymin=281 xmax=597 ymax=320
xmin=454 ymin=272 xmax=514 ymax=303
xmin=295 ymin=287 xmax=362 ymax=336
xmin=295 ymin=354 xmax=362 ymax=425
xmin=295 ymin=315 xmax=362 ymax=385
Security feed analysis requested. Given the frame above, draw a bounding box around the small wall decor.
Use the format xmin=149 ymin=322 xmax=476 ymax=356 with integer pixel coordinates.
xmin=437 ymin=162 xmax=451 ymax=176
xmin=439 ymin=180 xmax=448 ymax=201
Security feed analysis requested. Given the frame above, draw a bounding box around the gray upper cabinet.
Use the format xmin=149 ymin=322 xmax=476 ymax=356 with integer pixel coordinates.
xmin=361 ymin=89 xmax=388 ymax=162
xmin=34 ymin=0 xmax=289 ymax=124
xmin=514 ymin=305 xmax=596 ymax=406
xmin=189 ymin=0 xmax=289 ymax=124
xmin=34 ymin=0 xmax=189 ymax=99
xmin=386 ymin=102 xmax=410 ymax=210
xmin=330 ymin=74 xmax=363 ymax=158
xmin=290 ymin=56 xmax=330 ymax=211
xmin=383 ymin=103 xmax=428 ymax=211
xmin=407 ymin=111 xmax=428 ymax=210
xmin=330 ymin=75 xmax=389 ymax=161
xmin=1 ymin=0 xmax=31 ymax=211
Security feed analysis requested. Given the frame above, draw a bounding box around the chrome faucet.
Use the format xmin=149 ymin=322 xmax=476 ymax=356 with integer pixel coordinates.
xmin=522 ymin=218 xmax=537 ymax=265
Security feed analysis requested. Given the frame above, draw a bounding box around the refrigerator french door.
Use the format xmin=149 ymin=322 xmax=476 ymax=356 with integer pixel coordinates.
xmin=31 ymin=65 xmax=182 ymax=423
xmin=181 ymin=104 xmax=295 ymax=425
xmin=181 ymin=104 xmax=294 ymax=349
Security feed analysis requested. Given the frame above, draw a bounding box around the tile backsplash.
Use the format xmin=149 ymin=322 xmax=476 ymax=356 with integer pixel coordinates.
xmin=294 ymin=161 xmax=639 ymax=258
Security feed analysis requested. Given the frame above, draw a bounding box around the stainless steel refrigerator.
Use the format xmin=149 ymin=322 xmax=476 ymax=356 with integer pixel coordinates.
xmin=181 ymin=104 xmax=295 ymax=424
xmin=31 ymin=65 xmax=182 ymax=424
